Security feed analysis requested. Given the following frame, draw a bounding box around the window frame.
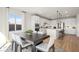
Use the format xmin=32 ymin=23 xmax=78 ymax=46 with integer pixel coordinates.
xmin=8 ymin=13 xmax=22 ymax=32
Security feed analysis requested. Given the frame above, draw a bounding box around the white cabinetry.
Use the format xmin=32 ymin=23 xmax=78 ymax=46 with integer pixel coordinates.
xmin=46 ymin=29 xmax=62 ymax=40
xmin=65 ymin=29 xmax=76 ymax=35
xmin=31 ymin=15 xmax=40 ymax=31
xmin=76 ymin=14 xmax=79 ymax=37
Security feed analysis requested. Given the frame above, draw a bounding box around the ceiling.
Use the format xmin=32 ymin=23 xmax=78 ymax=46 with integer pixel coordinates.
xmin=12 ymin=7 xmax=79 ymax=20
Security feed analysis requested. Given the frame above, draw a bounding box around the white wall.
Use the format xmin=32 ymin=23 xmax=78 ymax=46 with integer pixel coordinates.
xmin=23 ymin=13 xmax=32 ymax=31
xmin=0 ymin=8 xmax=8 ymax=40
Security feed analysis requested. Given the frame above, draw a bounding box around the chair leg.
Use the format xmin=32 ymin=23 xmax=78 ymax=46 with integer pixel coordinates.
xmin=15 ymin=42 xmax=18 ymax=52
xmin=32 ymin=45 xmax=36 ymax=52
xmin=36 ymin=49 xmax=38 ymax=52
xmin=12 ymin=41 xmax=14 ymax=51
xmin=20 ymin=45 xmax=22 ymax=52
xmin=53 ymin=44 xmax=55 ymax=52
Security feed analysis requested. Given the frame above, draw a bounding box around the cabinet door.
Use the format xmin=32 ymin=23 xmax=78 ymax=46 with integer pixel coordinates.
xmin=77 ymin=15 xmax=79 ymax=36
xmin=31 ymin=15 xmax=40 ymax=31
xmin=65 ymin=29 xmax=76 ymax=35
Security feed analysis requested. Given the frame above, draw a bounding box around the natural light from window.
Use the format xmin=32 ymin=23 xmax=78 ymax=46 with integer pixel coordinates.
xmin=8 ymin=13 xmax=22 ymax=31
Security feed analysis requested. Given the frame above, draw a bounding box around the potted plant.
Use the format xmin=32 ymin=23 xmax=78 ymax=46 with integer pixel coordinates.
xmin=25 ymin=29 xmax=33 ymax=36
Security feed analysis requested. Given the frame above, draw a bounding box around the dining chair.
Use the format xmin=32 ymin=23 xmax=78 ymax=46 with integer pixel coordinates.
xmin=0 ymin=32 xmax=11 ymax=52
xmin=36 ymin=36 xmax=54 ymax=52
xmin=36 ymin=30 xmax=55 ymax=52
xmin=11 ymin=33 xmax=32 ymax=52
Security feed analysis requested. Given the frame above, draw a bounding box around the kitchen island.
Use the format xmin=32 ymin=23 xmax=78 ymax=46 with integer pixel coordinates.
xmin=46 ymin=29 xmax=63 ymax=39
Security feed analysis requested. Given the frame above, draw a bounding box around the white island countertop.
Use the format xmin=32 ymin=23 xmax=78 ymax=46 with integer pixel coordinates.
xmin=46 ymin=29 xmax=63 ymax=39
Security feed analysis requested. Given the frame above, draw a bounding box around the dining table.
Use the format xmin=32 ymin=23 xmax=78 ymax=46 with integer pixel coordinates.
xmin=19 ymin=33 xmax=50 ymax=52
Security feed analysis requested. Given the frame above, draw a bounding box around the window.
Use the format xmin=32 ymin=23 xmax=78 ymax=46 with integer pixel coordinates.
xmin=15 ymin=15 xmax=22 ymax=30
xmin=8 ymin=13 xmax=22 ymax=31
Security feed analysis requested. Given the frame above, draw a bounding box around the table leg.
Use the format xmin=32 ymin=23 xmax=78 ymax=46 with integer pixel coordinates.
xmin=20 ymin=45 xmax=22 ymax=52
xmin=15 ymin=42 xmax=18 ymax=52
xmin=12 ymin=41 xmax=14 ymax=51
xmin=31 ymin=44 xmax=36 ymax=52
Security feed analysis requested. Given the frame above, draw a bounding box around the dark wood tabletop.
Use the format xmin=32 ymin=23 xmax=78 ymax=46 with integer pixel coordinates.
xmin=20 ymin=33 xmax=49 ymax=52
xmin=21 ymin=33 xmax=49 ymax=45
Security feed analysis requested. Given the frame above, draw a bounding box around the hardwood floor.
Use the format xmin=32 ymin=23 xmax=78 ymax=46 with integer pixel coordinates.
xmin=54 ymin=35 xmax=79 ymax=52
